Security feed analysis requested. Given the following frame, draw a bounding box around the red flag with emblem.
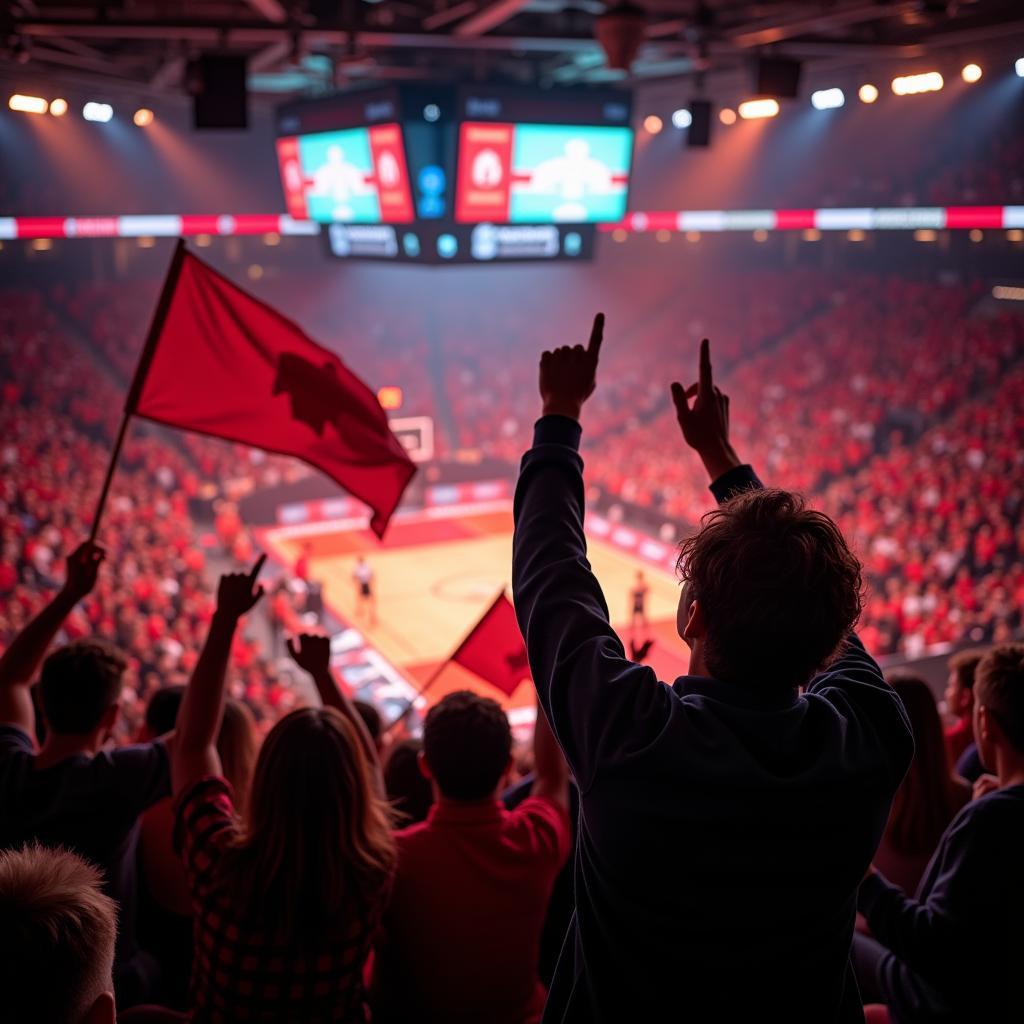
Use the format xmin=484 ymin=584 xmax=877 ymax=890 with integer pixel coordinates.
xmin=129 ymin=244 xmax=416 ymax=537
xmin=450 ymin=593 xmax=531 ymax=697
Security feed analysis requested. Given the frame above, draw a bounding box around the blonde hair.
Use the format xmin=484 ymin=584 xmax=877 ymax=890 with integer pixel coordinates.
xmin=0 ymin=843 xmax=117 ymax=1023
xmin=219 ymin=707 xmax=395 ymax=944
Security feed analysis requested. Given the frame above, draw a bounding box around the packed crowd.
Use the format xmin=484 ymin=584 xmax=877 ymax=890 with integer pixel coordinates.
xmin=1 ymin=327 xmax=1021 ymax=1024
xmin=0 ymin=290 xmax=309 ymax=739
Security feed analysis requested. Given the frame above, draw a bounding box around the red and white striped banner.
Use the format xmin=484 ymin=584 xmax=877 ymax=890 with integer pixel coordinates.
xmin=2 ymin=206 xmax=1023 ymax=240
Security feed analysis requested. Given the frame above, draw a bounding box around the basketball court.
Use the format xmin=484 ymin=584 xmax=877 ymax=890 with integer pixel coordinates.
xmin=263 ymin=505 xmax=690 ymax=713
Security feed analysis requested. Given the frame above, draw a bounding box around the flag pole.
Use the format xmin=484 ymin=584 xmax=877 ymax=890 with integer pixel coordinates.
xmin=384 ymin=586 xmax=508 ymax=733
xmin=88 ymin=238 xmax=189 ymax=543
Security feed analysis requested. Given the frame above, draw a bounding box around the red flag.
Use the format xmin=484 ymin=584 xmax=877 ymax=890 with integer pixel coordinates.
xmin=130 ymin=246 xmax=416 ymax=537
xmin=450 ymin=593 xmax=530 ymax=697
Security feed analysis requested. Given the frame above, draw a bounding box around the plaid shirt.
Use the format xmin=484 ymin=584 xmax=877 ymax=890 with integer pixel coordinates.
xmin=174 ymin=776 xmax=380 ymax=1023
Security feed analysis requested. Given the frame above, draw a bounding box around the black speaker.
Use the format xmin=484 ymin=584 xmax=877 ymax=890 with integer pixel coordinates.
xmin=687 ymin=99 xmax=711 ymax=148
xmin=189 ymin=54 xmax=248 ymax=130
xmin=753 ymin=56 xmax=802 ymax=99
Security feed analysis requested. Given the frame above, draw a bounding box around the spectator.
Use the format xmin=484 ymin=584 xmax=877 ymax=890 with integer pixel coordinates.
xmin=0 ymin=541 xmax=170 ymax=1007
xmin=138 ymin=694 xmax=259 ymax=1009
xmin=372 ymin=691 xmax=570 ymax=1023
xmin=172 ymin=561 xmax=394 ymax=1022
xmin=512 ymin=327 xmax=913 ymax=1021
xmin=382 ymin=738 xmax=433 ymax=826
xmin=855 ymin=645 xmax=1024 ymax=1021
xmin=872 ymin=677 xmax=970 ymax=897
xmin=354 ymin=698 xmax=384 ymax=757
xmin=943 ymin=649 xmax=986 ymax=767
xmin=0 ymin=842 xmax=118 ymax=1024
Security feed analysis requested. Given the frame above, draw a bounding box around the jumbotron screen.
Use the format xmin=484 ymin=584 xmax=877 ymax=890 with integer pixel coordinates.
xmin=455 ymin=122 xmax=633 ymax=225
xmin=276 ymin=124 xmax=415 ymax=225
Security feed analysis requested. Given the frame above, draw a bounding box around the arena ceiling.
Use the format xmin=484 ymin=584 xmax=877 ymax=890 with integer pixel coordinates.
xmin=4 ymin=0 xmax=1024 ymax=101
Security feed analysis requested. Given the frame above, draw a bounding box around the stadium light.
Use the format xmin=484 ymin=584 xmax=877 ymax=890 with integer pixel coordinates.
xmin=961 ymin=63 xmax=982 ymax=84
xmin=611 ymin=229 xmax=628 ymax=243
xmin=8 ymin=94 xmax=48 ymax=114
xmin=1016 ymin=58 xmax=1024 ymax=78
xmin=83 ymin=102 xmax=113 ymax=122
xmin=811 ymin=88 xmax=845 ymax=110
xmin=719 ymin=107 xmax=737 ymax=125
xmin=49 ymin=98 xmax=68 ymax=116
xmin=858 ymin=84 xmax=879 ymax=104
xmin=891 ymin=72 xmax=943 ymax=96
xmin=643 ymin=115 xmax=663 ymax=134
xmin=738 ymin=99 xmax=779 ymax=120
xmin=671 ymin=108 xmax=692 ymax=129
xmin=133 ymin=108 xmax=154 ymax=127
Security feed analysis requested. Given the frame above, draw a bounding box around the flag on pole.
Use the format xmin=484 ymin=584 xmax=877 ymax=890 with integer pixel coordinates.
xmin=128 ymin=246 xmax=416 ymax=537
xmin=449 ymin=593 xmax=531 ymax=697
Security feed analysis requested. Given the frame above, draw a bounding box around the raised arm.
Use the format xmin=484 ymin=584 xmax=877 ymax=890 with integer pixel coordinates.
xmin=173 ymin=555 xmax=265 ymax=796
xmin=513 ymin=315 xmax=670 ymax=791
xmin=286 ymin=633 xmax=380 ymax=770
xmin=0 ymin=540 xmax=104 ymax=736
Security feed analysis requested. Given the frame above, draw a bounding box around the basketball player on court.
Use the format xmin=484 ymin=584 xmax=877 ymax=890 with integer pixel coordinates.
xmin=630 ymin=570 xmax=649 ymax=634
xmin=353 ymin=555 xmax=377 ymax=626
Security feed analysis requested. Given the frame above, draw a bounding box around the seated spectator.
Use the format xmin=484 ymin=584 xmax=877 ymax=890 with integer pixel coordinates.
xmin=0 ymin=842 xmax=118 ymax=1024
xmin=511 ymin=328 xmax=913 ymax=1021
xmin=372 ymin=691 xmax=570 ymax=1023
xmin=872 ymin=677 xmax=970 ymax=897
xmin=138 ymin=684 xmax=186 ymax=742
xmin=172 ymin=559 xmax=394 ymax=1022
xmin=0 ymin=541 xmax=170 ymax=1007
xmin=855 ymin=645 xmax=1024 ymax=1021
xmin=382 ymin=738 xmax=433 ymax=826
xmin=138 ymin=692 xmax=259 ymax=1009
xmin=943 ymin=649 xmax=986 ymax=767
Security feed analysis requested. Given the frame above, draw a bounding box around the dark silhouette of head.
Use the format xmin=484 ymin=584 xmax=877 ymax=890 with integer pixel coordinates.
xmin=40 ymin=639 xmax=128 ymax=737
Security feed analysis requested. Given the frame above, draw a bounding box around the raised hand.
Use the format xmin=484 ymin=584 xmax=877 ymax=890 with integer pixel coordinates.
xmin=539 ymin=312 xmax=605 ymax=421
xmin=670 ymin=338 xmax=742 ymax=482
xmin=215 ymin=554 xmax=266 ymax=620
xmin=62 ymin=540 xmax=106 ymax=602
xmin=287 ymin=633 xmax=331 ymax=679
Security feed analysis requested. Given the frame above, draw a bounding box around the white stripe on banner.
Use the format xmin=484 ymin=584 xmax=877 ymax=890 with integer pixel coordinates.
xmin=0 ymin=218 xmax=17 ymax=240
xmin=1003 ymin=207 xmax=1024 ymax=229
xmin=724 ymin=210 xmax=775 ymax=230
xmin=874 ymin=208 xmax=946 ymax=229
xmin=118 ymin=216 xmax=183 ymax=237
xmin=279 ymin=215 xmax=321 ymax=236
xmin=815 ymin=208 xmax=875 ymax=230
xmin=679 ymin=210 xmax=726 ymax=232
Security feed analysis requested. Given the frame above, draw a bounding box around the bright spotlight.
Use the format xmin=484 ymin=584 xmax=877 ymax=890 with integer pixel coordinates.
xmin=961 ymin=63 xmax=982 ymax=84
xmin=83 ymin=102 xmax=113 ymax=122
xmin=643 ymin=115 xmax=663 ymax=134
xmin=133 ymin=108 xmax=154 ymax=127
xmin=423 ymin=103 xmax=440 ymax=122
xmin=1016 ymin=58 xmax=1024 ymax=78
xmin=671 ymin=108 xmax=692 ymax=129
xmin=8 ymin=94 xmax=47 ymax=114
xmin=738 ymin=98 xmax=779 ymax=120
xmin=49 ymin=98 xmax=68 ymax=116
xmin=719 ymin=108 xmax=737 ymax=125
xmin=891 ymin=72 xmax=943 ymax=96
xmin=858 ymin=84 xmax=879 ymax=104
xmin=811 ymin=88 xmax=845 ymax=110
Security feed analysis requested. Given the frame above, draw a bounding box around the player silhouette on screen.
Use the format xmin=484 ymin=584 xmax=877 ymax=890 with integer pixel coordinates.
xmin=310 ymin=144 xmax=369 ymax=220
xmin=530 ymin=139 xmax=613 ymax=221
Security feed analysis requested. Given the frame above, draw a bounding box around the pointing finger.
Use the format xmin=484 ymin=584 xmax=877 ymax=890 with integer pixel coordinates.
xmin=587 ymin=313 xmax=605 ymax=359
xmin=698 ymin=338 xmax=712 ymax=395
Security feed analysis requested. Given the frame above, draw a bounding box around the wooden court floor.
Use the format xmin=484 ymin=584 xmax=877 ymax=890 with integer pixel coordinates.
xmin=266 ymin=508 xmax=690 ymax=711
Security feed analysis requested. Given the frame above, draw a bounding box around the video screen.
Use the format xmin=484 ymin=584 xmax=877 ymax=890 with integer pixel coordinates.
xmin=276 ymin=123 xmax=415 ymax=224
xmin=455 ymin=122 xmax=633 ymax=224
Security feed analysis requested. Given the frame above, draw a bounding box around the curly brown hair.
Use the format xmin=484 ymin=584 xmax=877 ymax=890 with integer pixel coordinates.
xmin=677 ymin=488 xmax=863 ymax=691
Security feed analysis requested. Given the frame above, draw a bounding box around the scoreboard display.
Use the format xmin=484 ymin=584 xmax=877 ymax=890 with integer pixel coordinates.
xmin=455 ymin=122 xmax=633 ymax=224
xmin=275 ymin=84 xmax=633 ymax=262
